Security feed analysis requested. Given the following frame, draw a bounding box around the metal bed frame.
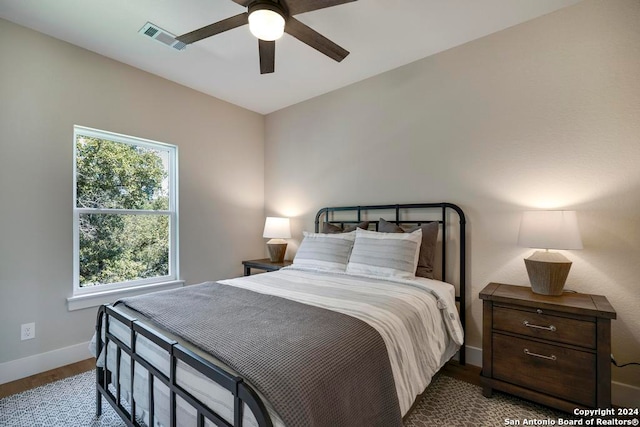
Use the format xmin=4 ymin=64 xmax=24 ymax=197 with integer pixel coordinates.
xmin=95 ymin=202 xmax=467 ymax=427
xmin=96 ymin=305 xmax=272 ymax=427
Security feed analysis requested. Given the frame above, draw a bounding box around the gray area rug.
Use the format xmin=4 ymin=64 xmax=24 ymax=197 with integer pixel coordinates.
xmin=0 ymin=370 xmax=569 ymax=426
xmin=404 ymin=373 xmax=567 ymax=426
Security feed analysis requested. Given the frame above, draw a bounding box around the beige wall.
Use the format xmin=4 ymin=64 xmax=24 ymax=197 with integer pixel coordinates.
xmin=0 ymin=19 xmax=265 ymax=364
xmin=265 ymin=0 xmax=640 ymax=389
xmin=2 ymin=0 xmax=639 ymax=398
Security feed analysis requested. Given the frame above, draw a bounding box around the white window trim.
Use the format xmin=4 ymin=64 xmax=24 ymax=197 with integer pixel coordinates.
xmin=67 ymin=280 xmax=185 ymax=311
xmin=71 ymin=125 xmax=179 ymax=308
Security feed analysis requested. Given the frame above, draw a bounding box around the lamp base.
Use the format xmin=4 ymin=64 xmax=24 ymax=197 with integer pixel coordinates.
xmin=524 ymin=251 xmax=572 ymax=296
xmin=267 ymin=242 xmax=287 ymax=263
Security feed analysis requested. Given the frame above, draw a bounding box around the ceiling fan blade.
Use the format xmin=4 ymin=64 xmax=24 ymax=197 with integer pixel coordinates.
xmin=176 ymin=13 xmax=249 ymax=44
xmin=284 ymin=17 xmax=349 ymax=62
xmin=259 ymin=40 xmax=276 ymax=74
xmin=287 ymin=0 xmax=357 ymax=15
xmin=230 ymin=0 xmax=252 ymax=6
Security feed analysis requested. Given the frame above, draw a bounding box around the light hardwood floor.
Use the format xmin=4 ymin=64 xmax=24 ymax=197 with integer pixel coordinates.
xmin=0 ymin=359 xmax=481 ymax=399
xmin=0 ymin=358 xmax=96 ymax=399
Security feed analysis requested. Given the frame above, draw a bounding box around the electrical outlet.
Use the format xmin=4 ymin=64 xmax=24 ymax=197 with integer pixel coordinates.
xmin=21 ymin=322 xmax=35 ymax=341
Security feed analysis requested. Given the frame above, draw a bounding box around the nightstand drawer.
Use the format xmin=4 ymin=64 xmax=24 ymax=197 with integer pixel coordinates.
xmin=493 ymin=305 xmax=596 ymax=349
xmin=493 ymin=333 xmax=596 ymax=407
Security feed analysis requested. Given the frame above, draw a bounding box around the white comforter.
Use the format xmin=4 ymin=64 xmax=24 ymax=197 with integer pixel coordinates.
xmin=93 ymin=267 xmax=463 ymax=425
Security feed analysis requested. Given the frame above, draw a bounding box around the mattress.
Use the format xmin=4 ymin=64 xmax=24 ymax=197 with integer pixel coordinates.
xmin=92 ymin=267 xmax=462 ymax=427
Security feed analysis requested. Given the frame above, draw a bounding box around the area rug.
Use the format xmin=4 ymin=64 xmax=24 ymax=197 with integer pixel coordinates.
xmin=404 ymin=373 xmax=567 ymax=426
xmin=0 ymin=370 xmax=569 ymax=426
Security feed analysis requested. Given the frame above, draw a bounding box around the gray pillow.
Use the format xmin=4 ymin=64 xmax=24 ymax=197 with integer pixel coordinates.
xmin=346 ymin=228 xmax=422 ymax=279
xmin=378 ymin=218 xmax=438 ymax=279
xmin=322 ymin=221 xmax=370 ymax=234
xmin=292 ymin=231 xmax=356 ymax=272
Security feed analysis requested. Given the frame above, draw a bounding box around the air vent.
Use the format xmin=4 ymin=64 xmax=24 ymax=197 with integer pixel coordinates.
xmin=138 ymin=22 xmax=186 ymax=51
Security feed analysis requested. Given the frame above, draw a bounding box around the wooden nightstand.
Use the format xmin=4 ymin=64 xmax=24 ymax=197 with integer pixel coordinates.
xmin=479 ymin=283 xmax=616 ymax=412
xmin=242 ymin=258 xmax=293 ymax=276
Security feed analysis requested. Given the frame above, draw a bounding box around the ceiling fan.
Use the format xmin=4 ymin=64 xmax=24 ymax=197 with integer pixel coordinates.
xmin=176 ymin=0 xmax=357 ymax=74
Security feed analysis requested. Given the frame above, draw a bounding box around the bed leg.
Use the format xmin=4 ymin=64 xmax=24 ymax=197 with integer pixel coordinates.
xmin=96 ymin=366 xmax=103 ymax=417
xmin=96 ymin=388 xmax=102 ymax=417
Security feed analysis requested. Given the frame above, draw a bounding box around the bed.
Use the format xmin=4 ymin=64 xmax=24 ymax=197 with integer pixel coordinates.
xmin=93 ymin=202 xmax=467 ymax=427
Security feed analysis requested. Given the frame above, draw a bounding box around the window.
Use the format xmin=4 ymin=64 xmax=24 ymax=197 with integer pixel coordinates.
xmin=72 ymin=126 xmax=178 ymax=300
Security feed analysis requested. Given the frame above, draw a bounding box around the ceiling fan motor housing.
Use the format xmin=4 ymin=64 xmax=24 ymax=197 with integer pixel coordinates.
xmin=248 ymin=0 xmax=289 ymax=20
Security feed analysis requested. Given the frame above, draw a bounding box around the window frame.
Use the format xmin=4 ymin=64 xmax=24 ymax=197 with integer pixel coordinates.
xmin=71 ymin=125 xmax=179 ymax=298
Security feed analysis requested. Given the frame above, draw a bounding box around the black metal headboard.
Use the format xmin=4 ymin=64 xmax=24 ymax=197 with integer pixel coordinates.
xmin=315 ymin=202 xmax=467 ymax=365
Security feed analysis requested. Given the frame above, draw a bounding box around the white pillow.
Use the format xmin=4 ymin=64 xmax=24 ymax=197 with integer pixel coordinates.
xmin=292 ymin=231 xmax=356 ymax=272
xmin=346 ymin=228 xmax=422 ymax=279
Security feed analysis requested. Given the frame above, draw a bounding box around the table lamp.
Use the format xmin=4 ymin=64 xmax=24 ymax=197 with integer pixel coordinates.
xmin=517 ymin=210 xmax=583 ymax=296
xmin=263 ymin=217 xmax=291 ymax=262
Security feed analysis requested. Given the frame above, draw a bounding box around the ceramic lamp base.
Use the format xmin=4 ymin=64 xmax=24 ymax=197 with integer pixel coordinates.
xmin=524 ymin=250 xmax=572 ymax=296
xmin=267 ymin=243 xmax=287 ymax=263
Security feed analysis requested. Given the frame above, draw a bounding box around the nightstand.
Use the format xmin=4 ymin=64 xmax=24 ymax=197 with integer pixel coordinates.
xmin=242 ymin=258 xmax=293 ymax=276
xmin=480 ymin=283 xmax=616 ymax=412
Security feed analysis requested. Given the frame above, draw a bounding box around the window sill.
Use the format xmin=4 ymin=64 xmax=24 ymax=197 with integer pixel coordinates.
xmin=67 ymin=280 xmax=185 ymax=311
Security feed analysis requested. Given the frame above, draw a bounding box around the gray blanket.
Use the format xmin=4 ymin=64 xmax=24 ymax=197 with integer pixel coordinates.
xmin=116 ymin=282 xmax=402 ymax=427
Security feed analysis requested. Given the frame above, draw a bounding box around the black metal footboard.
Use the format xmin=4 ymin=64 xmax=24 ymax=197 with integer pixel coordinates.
xmin=96 ymin=304 xmax=273 ymax=427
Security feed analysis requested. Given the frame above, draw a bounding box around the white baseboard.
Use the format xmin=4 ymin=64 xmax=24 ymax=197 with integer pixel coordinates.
xmin=0 ymin=341 xmax=92 ymax=385
xmin=463 ymin=344 xmax=483 ymax=367
xmin=612 ymin=380 xmax=640 ymax=408
xmin=458 ymin=345 xmax=639 ymax=407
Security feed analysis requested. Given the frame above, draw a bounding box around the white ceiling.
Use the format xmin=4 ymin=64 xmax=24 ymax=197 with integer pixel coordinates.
xmin=0 ymin=0 xmax=581 ymax=114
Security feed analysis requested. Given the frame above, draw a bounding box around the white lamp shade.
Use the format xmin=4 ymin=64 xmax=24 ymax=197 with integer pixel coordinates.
xmin=249 ymin=9 xmax=285 ymax=41
xmin=263 ymin=217 xmax=291 ymax=239
xmin=518 ymin=210 xmax=583 ymax=250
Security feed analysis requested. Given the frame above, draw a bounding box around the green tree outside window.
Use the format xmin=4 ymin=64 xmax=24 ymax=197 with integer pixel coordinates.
xmin=76 ymin=135 xmax=172 ymax=287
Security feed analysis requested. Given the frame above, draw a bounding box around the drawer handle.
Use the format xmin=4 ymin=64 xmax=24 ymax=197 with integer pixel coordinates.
xmin=524 ymin=348 xmax=557 ymax=361
xmin=523 ymin=320 xmax=556 ymax=332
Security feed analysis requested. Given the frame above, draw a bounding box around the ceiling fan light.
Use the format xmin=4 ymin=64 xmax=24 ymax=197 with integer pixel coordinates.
xmin=249 ymin=8 xmax=285 ymax=41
